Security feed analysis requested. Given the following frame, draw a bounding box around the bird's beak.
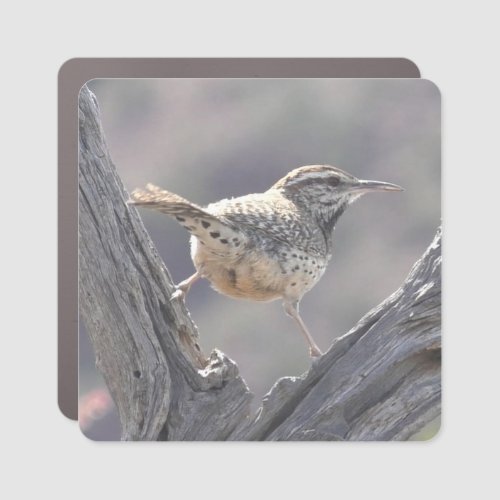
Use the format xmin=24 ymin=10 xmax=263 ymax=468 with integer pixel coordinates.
xmin=352 ymin=180 xmax=404 ymax=193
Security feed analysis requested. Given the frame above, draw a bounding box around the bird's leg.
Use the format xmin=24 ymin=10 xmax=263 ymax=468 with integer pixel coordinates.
xmin=283 ymin=300 xmax=323 ymax=358
xmin=171 ymin=272 xmax=201 ymax=302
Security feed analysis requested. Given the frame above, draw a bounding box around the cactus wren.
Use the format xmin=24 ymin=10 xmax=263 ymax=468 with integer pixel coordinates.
xmin=130 ymin=164 xmax=403 ymax=357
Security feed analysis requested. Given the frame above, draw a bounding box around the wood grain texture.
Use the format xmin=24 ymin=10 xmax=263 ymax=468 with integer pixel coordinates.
xmin=78 ymin=85 xmax=441 ymax=441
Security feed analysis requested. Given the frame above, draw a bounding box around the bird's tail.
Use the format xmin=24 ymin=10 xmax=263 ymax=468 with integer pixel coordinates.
xmin=129 ymin=183 xmax=211 ymax=221
xmin=129 ymin=184 xmax=241 ymax=255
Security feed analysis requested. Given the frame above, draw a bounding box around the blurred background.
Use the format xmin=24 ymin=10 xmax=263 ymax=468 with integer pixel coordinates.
xmin=79 ymin=78 xmax=440 ymax=440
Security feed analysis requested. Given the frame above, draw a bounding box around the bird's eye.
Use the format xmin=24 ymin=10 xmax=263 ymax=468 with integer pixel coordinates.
xmin=326 ymin=176 xmax=340 ymax=187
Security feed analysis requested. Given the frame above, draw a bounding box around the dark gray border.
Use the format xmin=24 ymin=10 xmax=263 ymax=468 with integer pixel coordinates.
xmin=59 ymin=58 xmax=421 ymax=421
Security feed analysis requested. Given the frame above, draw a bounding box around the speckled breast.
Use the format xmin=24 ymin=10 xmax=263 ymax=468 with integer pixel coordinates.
xmin=190 ymin=236 xmax=329 ymax=302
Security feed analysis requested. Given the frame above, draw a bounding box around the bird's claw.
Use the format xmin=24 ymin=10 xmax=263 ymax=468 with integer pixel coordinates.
xmin=170 ymin=288 xmax=186 ymax=302
xmin=309 ymin=347 xmax=323 ymax=358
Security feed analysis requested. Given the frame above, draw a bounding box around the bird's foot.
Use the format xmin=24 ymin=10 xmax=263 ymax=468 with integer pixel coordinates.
xmin=309 ymin=346 xmax=323 ymax=358
xmin=170 ymin=272 xmax=200 ymax=302
xmin=170 ymin=287 xmax=186 ymax=302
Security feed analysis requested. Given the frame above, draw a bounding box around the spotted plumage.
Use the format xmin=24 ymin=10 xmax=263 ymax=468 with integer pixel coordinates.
xmin=129 ymin=164 xmax=403 ymax=357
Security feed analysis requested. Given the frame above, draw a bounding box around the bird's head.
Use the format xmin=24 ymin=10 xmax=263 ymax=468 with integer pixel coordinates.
xmin=270 ymin=164 xmax=403 ymax=230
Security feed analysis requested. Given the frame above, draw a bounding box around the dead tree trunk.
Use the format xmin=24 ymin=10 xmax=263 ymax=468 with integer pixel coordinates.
xmin=78 ymin=85 xmax=441 ymax=441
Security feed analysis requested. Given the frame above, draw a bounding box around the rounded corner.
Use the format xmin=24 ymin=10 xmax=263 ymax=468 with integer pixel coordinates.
xmin=78 ymin=419 xmax=101 ymax=442
xmin=78 ymin=78 xmax=99 ymax=99
xmin=57 ymin=58 xmax=99 ymax=97
xmin=417 ymin=418 xmax=442 ymax=442
xmin=58 ymin=58 xmax=83 ymax=81
xmin=57 ymin=398 xmax=78 ymax=422
xmin=420 ymin=78 xmax=442 ymax=100
xmin=58 ymin=57 xmax=76 ymax=76
xmin=398 ymin=58 xmax=421 ymax=78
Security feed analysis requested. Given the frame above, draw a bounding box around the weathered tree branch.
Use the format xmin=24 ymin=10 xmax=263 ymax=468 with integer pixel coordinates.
xmin=79 ymin=85 xmax=441 ymax=441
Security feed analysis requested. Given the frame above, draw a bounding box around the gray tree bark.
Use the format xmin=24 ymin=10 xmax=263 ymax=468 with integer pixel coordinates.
xmin=79 ymin=85 xmax=441 ymax=441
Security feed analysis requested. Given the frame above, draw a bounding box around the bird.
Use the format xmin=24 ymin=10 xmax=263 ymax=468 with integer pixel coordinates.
xmin=129 ymin=164 xmax=403 ymax=358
